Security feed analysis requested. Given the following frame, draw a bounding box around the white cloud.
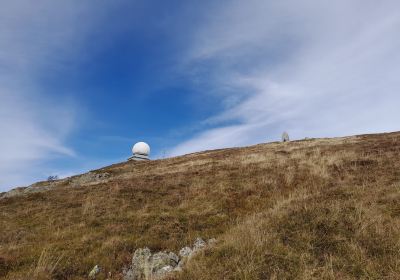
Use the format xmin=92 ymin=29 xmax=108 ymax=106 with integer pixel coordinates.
xmin=0 ymin=1 xmax=103 ymax=191
xmin=172 ymin=0 xmax=400 ymax=155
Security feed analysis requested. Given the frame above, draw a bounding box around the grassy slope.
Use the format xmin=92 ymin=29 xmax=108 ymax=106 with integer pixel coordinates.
xmin=0 ymin=132 xmax=400 ymax=279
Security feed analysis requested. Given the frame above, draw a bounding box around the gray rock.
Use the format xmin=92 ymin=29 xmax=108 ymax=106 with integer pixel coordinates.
xmin=1 ymin=169 xmax=112 ymax=200
xmin=131 ymin=248 xmax=152 ymax=279
xmin=122 ymin=268 xmax=135 ymax=280
xmin=151 ymin=251 xmax=178 ymax=272
xmin=179 ymin=246 xmax=193 ymax=258
xmin=193 ymin=237 xmax=206 ymax=251
xmin=154 ymin=265 xmax=174 ymax=278
xmin=168 ymin=252 xmax=180 ymax=266
xmin=132 ymin=248 xmax=152 ymax=266
xmin=71 ymin=171 xmax=110 ymax=187
xmin=122 ymin=238 xmax=215 ymax=280
xmin=124 ymin=248 xmax=181 ymax=280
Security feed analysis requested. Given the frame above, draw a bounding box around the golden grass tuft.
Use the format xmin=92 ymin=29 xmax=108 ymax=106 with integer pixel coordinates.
xmin=32 ymin=248 xmax=64 ymax=280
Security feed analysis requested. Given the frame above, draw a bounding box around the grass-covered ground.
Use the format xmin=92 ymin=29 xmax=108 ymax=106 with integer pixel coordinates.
xmin=1 ymin=132 xmax=399 ymax=279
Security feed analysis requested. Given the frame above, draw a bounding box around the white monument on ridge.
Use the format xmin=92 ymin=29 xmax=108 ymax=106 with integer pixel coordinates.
xmin=129 ymin=142 xmax=151 ymax=161
xmin=281 ymin=131 xmax=290 ymax=142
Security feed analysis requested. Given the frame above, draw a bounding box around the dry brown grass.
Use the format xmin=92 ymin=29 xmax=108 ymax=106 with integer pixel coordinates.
xmin=1 ymin=132 xmax=400 ymax=279
xmin=31 ymin=248 xmax=64 ymax=280
xmin=178 ymin=184 xmax=400 ymax=279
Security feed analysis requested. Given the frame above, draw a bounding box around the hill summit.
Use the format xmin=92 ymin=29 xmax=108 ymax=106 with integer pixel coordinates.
xmin=1 ymin=132 xmax=400 ymax=279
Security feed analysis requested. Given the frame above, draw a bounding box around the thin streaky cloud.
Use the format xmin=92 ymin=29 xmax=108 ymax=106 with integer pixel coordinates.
xmin=171 ymin=0 xmax=400 ymax=156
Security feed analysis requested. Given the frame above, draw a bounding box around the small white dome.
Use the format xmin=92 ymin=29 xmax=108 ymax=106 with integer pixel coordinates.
xmin=132 ymin=142 xmax=150 ymax=156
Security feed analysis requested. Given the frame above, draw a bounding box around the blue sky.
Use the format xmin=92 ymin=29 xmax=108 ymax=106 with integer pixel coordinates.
xmin=1 ymin=0 xmax=400 ymax=191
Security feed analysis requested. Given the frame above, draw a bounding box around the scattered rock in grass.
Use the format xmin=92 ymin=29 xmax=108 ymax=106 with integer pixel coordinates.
xmin=178 ymin=246 xmax=192 ymax=258
xmin=123 ymin=237 xmax=215 ymax=280
xmin=88 ymin=265 xmax=100 ymax=279
xmin=193 ymin=237 xmax=206 ymax=251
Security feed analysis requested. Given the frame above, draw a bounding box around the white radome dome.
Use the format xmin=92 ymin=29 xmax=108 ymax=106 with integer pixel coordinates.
xmin=132 ymin=142 xmax=150 ymax=156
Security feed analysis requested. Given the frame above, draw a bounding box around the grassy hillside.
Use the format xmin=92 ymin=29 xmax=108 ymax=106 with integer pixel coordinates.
xmin=1 ymin=132 xmax=400 ymax=279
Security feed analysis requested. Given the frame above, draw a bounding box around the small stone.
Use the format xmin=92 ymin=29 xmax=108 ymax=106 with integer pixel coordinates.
xmin=88 ymin=265 xmax=100 ymax=279
xmin=193 ymin=237 xmax=206 ymax=251
xmin=179 ymin=246 xmax=193 ymax=258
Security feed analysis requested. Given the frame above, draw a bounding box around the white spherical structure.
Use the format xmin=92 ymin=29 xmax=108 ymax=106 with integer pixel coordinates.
xmin=132 ymin=142 xmax=150 ymax=157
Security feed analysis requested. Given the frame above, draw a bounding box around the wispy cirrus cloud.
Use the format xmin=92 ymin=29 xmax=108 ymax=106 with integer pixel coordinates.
xmin=171 ymin=0 xmax=400 ymax=155
xmin=0 ymin=1 xmax=106 ymax=190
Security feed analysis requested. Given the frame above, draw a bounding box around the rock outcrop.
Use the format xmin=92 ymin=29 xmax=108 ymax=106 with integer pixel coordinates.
xmin=0 ymin=171 xmax=111 ymax=199
xmin=123 ymin=237 xmax=215 ymax=280
xmin=70 ymin=172 xmax=110 ymax=187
